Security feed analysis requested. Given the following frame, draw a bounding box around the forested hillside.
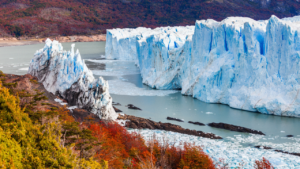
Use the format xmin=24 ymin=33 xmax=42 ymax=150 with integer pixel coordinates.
xmin=0 ymin=0 xmax=299 ymax=37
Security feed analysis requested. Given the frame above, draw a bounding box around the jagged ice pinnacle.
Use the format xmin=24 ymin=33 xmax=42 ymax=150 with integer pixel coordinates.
xmin=29 ymin=39 xmax=118 ymax=120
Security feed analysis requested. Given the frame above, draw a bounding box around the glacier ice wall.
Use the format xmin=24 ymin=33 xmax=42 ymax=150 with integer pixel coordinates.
xmin=106 ymin=26 xmax=194 ymax=64
xmin=105 ymin=15 xmax=300 ymax=117
xmin=105 ymin=27 xmax=151 ymax=62
xmin=29 ymin=39 xmax=118 ymax=120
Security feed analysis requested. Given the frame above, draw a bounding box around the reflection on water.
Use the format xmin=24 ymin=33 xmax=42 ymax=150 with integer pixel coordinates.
xmin=1 ymin=41 xmax=300 ymax=146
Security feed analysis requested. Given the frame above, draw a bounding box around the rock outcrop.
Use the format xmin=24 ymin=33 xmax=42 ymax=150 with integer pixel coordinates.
xmin=208 ymin=122 xmax=265 ymax=135
xmin=118 ymin=114 xmax=222 ymax=139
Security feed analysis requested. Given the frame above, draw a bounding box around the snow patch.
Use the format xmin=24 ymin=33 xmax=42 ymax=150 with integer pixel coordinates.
xmin=54 ymin=98 xmax=67 ymax=105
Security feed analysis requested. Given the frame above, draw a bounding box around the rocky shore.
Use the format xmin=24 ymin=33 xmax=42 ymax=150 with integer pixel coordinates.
xmin=118 ymin=114 xmax=223 ymax=139
xmin=3 ymin=73 xmax=222 ymax=140
xmin=0 ymin=34 xmax=106 ymax=47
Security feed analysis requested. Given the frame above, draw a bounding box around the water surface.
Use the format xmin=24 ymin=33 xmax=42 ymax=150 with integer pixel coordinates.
xmin=1 ymin=42 xmax=300 ymax=149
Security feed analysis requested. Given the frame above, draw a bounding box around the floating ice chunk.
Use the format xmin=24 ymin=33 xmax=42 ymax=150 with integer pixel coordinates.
xmin=19 ymin=67 xmax=29 ymax=71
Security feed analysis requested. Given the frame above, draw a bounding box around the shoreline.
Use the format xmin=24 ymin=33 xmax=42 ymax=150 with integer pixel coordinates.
xmin=3 ymin=73 xmax=300 ymax=168
xmin=0 ymin=34 xmax=106 ymax=47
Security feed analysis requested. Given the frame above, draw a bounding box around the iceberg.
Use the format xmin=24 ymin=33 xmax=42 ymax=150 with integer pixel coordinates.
xmin=29 ymin=39 xmax=118 ymax=120
xmin=105 ymin=15 xmax=300 ymax=117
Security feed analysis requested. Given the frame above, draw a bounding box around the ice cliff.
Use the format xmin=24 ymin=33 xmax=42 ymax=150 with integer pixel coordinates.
xmin=29 ymin=39 xmax=118 ymax=120
xmin=105 ymin=15 xmax=300 ymax=117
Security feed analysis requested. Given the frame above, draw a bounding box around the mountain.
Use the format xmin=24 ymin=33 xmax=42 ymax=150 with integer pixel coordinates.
xmin=0 ymin=0 xmax=299 ymax=37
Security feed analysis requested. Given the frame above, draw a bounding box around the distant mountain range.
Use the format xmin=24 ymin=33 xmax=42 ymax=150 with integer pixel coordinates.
xmin=0 ymin=0 xmax=299 ymax=37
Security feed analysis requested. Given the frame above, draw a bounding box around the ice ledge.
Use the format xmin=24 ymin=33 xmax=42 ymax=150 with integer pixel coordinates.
xmin=105 ymin=15 xmax=300 ymax=117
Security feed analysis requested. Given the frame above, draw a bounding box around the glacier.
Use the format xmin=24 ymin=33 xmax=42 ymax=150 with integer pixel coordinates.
xmin=29 ymin=39 xmax=118 ymax=120
xmin=105 ymin=15 xmax=300 ymax=117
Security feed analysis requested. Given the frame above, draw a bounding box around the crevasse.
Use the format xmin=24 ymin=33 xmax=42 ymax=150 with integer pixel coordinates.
xmin=106 ymin=15 xmax=300 ymax=117
xmin=29 ymin=39 xmax=118 ymax=120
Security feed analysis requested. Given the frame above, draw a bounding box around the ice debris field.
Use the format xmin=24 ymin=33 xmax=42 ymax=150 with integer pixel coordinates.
xmin=130 ymin=129 xmax=300 ymax=169
xmin=106 ymin=15 xmax=300 ymax=118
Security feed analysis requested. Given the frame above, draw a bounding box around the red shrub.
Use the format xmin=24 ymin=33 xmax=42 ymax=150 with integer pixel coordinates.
xmin=178 ymin=143 xmax=215 ymax=169
xmin=89 ymin=122 xmax=216 ymax=169
xmin=89 ymin=122 xmax=150 ymax=168
xmin=254 ymin=158 xmax=274 ymax=169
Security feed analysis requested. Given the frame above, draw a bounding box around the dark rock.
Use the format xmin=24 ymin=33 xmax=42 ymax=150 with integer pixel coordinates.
xmin=188 ymin=121 xmax=205 ymax=126
xmin=113 ymin=106 xmax=122 ymax=112
xmin=254 ymin=145 xmax=300 ymax=157
xmin=112 ymin=102 xmax=121 ymax=106
xmin=208 ymin=122 xmax=265 ymax=135
xmin=254 ymin=145 xmax=272 ymax=150
xmin=274 ymin=150 xmax=300 ymax=157
xmin=72 ymin=108 xmax=101 ymax=122
xmin=167 ymin=117 xmax=184 ymax=122
xmin=118 ymin=114 xmax=222 ymax=139
xmin=126 ymin=104 xmax=142 ymax=110
xmin=286 ymin=135 xmax=294 ymax=137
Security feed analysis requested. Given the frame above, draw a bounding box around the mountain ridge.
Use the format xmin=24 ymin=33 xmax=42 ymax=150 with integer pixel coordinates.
xmin=0 ymin=0 xmax=299 ymax=37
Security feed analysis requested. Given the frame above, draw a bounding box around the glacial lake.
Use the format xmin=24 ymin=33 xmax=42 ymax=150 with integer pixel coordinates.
xmin=1 ymin=41 xmax=300 ymax=149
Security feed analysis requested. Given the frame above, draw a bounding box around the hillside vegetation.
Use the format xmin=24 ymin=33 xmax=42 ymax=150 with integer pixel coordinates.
xmin=0 ymin=0 xmax=299 ymax=37
xmin=0 ymin=72 xmax=217 ymax=168
xmin=0 ymin=72 xmax=274 ymax=168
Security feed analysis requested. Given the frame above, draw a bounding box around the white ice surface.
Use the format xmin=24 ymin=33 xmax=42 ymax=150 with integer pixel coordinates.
xmin=130 ymin=129 xmax=300 ymax=169
xmin=105 ymin=15 xmax=300 ymax=117
xmin=54 ymin=98 xmax=67 ymax=105
xmin=29 ymin=39 xmax=118 ymax=120
xmin=67 ymin=106 xmax=78 ymax=110
xmin=18 ymin=67 xmax=29 ymax=71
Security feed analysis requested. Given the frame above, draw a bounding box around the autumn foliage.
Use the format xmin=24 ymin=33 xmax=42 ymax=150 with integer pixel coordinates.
xmin=88 ymin=122 xmax=215 ymax=169
xmin=0 ymin=72 xmax=275 ymax=168
xmin=255 ymin=158 xmax=274 ymax=169
xmin=0 ymin=0 xmax=299 ymax=37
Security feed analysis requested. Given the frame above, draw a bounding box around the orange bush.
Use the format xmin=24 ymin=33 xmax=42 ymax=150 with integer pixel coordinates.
xmin=254 ymin=158 xmax=274 ymax=169
xmin=89 ymin=122 xmax=151 ymax=168
xmin=179 ymin=143 xmax=215 ymax=169
xmin=89 ymin=122 xmax=216 ymax=169
xmin=148 ymin=137 xmax=215 ymax=169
